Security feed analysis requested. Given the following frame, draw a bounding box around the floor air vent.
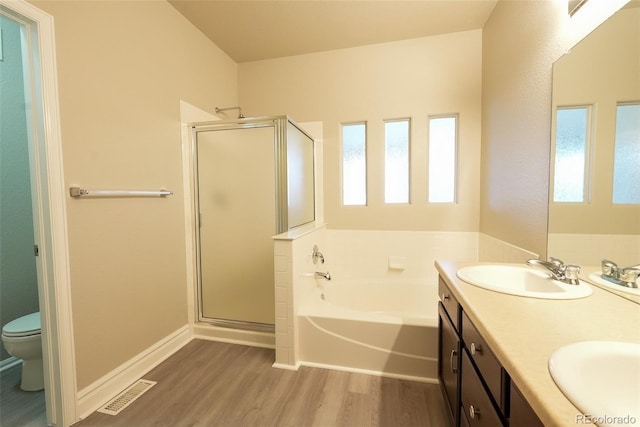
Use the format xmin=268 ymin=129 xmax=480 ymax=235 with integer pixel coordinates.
xmin=97 ymin=379 xmax=157 ymax=415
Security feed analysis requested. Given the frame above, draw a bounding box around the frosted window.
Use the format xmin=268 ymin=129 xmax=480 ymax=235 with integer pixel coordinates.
xmin=384 ymin=119 xmax=410 ymax=204
xmin=428 ymin=116 xmax=457 ymax=203
xmin=342 ymin=123 xmax=367 ymax=205
xmin=553 ymin=107 xmax=589 ymax=203
xmin=613 ymin=103 xmax=640 ymax=204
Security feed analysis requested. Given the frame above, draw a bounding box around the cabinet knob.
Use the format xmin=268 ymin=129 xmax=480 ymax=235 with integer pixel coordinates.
xmin=441 ymin=293 xmax=450 ymax=301
xmin=469 ymin=405 xmax=481 ymax=419
xmin=470 ymin=342 xmax=483 ymax=355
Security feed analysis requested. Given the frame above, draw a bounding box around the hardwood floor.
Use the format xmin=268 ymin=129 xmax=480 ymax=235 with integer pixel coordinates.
xmin=75 ymin=340 xmax=452 ymax=427
xmin=0 ymin=363 xmax=46 ymax=427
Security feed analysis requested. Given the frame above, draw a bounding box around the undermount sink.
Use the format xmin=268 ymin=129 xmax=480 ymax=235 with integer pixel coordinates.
xmin=456 ymin=264 xmax=593 ymax=299
xmin=549 ymin=341 xmax=640 ymax=426
xmin=587 ymin=272 xmax=640 ymax=296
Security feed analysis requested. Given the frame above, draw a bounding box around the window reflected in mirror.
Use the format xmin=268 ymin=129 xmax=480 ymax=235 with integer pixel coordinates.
xmin=612 ymin=102 xmax=640 ymax=204
xmin=553 ymin=106 xmax=592 ymax=203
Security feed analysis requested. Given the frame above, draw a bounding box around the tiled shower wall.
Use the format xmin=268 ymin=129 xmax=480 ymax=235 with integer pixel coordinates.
xmin=325 ymin=230 xmax=479 ymax=285
xmin=273 ymin=225 xmax=326 ymax=368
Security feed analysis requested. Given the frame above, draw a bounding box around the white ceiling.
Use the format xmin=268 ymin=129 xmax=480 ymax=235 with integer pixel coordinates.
xmin=169 ymin=0 xmax=499 ymax=63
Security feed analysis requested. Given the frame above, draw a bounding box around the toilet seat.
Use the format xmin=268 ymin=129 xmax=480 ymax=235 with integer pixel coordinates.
xmin=2 ymin=312 xmax=41 ymax=338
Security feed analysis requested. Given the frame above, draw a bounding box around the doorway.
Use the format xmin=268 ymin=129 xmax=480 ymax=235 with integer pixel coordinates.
xmin=0 ymin=11 xmax=44 ymax=425
xmin=0 ymin=1 xmax=76 ymax=425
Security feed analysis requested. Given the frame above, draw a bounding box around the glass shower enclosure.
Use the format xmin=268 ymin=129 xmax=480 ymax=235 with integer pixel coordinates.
xmin=191 ymin=117 xmax=315 ymax=332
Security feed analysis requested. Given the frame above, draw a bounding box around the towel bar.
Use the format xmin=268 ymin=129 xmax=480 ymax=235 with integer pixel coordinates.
xmin=69 ymin=187 xmax=172 ymax=198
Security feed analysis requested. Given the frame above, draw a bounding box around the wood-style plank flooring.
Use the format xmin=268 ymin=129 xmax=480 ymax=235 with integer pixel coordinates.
xmin=0 ymin=363 xmax=47 ymax=427
xmin=75 ymin=339 xmax=453 ymax=427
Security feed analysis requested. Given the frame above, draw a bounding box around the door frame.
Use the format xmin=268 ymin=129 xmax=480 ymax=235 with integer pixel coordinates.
xmin=0 ymin=0 xmax=77 ymax=425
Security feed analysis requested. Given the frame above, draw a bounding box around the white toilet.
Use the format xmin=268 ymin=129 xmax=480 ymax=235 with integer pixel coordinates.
xmin=1 ymin=312 xmax=44 ymax=391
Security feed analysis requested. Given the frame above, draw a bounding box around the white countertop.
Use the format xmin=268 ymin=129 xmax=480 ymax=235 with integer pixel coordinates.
xmin=435 ymin=259 xmax=640 ymax=427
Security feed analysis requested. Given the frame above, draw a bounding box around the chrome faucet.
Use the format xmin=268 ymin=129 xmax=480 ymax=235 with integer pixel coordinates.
xmin=600 ymin=259 xmax=639 ymax=288
xmin=601 ymin=259 xmax=618 ymax=277
xmin=312 ymin=245 xmax=325 ymax=265
xmin=526 ymin=257 xmax=581 ymax=285
xmin=314 ymin=271 xmax=331 ymax=281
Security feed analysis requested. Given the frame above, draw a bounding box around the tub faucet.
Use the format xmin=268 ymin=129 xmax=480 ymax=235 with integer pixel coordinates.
xmin=312 ymin=245 xmax=325 ymax=265
xmin=315 ymin=271 xmax=331 ymax=281
xmin=526 ymin=257 xmax=581 ymax=285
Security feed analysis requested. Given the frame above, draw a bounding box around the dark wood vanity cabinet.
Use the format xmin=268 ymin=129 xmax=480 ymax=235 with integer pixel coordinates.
xmin=438 ymin=276 xmax=543 ymax=427
xmin=510 ymin=381 xmax=544 ymax=427
xmin=461 ymin=351 xmax=503 ymax=427
xmin=460 ymin=313 xmax=508 ymax=427
xmin=438 ymin=277 xmax=461 ymax=426
xmin=439 ymin=303 xmax=460 ymax=425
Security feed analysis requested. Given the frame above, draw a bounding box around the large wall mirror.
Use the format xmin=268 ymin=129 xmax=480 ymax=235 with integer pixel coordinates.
xmin=548 ymin=1 xmax=640 ymax=303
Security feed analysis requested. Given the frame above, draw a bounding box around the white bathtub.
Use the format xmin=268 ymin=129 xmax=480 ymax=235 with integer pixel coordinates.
xmin=298 ymin=280 xmax=439 ymax=382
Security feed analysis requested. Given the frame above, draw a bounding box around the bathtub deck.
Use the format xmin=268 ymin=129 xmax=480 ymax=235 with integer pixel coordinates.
xmin=75 ymin=339 xmax=452 ymax=427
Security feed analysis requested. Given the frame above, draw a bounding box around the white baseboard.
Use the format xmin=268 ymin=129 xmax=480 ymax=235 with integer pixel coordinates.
xmin=193 ymin=323 xmax=275 ymax=349
xmin=76 ymin=325 xmax=191 ymax=420
xmin=0 ymin=356 xmax=21 ymax=373
xmin=298 ymin=360 xmax=439 ymax=384
xmin=272 ymin=361 xmax=300 ymax=371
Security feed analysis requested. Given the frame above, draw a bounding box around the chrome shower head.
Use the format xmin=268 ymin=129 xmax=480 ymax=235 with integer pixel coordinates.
xmin=215 ymin=106 xmax=245 ymax=119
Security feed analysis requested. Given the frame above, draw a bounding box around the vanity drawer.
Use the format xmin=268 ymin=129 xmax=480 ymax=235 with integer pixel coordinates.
xmin=439 ymin=276 xmax=461 ymax=331
xmin=462 ymin=312 xmax=508 ymax=414
xmin=461 ymin=352 xmax=504 ymax=427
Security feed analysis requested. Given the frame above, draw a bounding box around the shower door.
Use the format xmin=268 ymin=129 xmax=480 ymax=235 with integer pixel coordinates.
xmin=196 ymin=125 xmax=277 ymax=328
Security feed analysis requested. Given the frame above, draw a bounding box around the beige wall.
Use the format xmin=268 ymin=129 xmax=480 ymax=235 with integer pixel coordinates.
xmin=31 ymin=0 xmax=237 ymax=390
xmin=480 ymin=0 xmax=626 ymax=257
xmin=239 ymin=30 xmax=482 ymax=231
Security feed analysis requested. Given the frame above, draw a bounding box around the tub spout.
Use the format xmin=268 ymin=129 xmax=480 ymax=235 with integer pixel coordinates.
xmin=315 ymin=271 xmax=331 ymax=281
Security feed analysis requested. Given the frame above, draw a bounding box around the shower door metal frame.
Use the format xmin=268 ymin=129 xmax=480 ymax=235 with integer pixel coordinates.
xmin=190 ymin=116 xmax=309 ymax=333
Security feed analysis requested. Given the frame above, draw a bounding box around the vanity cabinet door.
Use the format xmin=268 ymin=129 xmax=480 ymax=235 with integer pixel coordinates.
xmin=509 ymin=381 xmax=544 ymax=427
xmin=462 ymin=312 xmax=509 ymax=415
xmin=460 ymin=409 xmax=471 ymax=427
xmin=439 ymin=303 xmax=460 ymax=425
xmin=461 ymin=352 xmax=503 ymax=427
